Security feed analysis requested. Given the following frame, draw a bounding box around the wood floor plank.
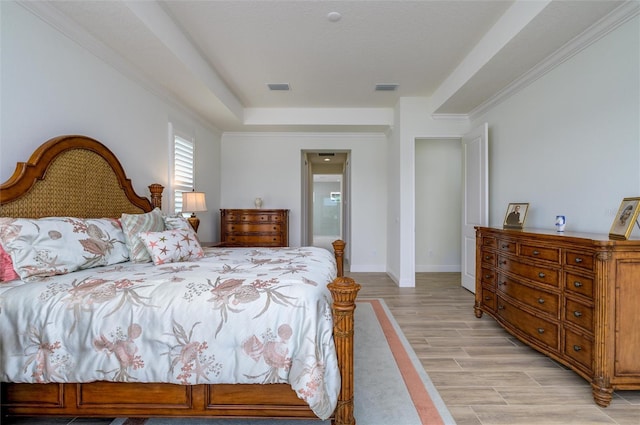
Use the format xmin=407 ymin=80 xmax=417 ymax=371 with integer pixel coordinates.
xmin=352 ymin=271 xmax=640 ymax=425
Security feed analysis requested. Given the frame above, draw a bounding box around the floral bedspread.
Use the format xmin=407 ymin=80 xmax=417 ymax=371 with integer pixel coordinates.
xmin=0 ymin=246 xmax=339 ymax=419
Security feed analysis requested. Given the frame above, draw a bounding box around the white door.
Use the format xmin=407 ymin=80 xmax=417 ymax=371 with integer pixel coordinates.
xmin=461 ymin=123 xmax=489 ymax=292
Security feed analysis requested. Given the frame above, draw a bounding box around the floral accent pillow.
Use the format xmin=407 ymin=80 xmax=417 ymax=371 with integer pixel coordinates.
xmin=0 ymin=245 xmax=19 ymax=282
xmin=139 ymin=228 xmax=204 ymax=265
xmin=0 ymin=217 xmax=129 ymax=282
xmin=121 ymin=208 xmax=165 ymax=263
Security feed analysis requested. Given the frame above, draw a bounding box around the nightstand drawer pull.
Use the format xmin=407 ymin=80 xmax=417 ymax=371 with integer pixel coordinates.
xmin=485 ymin=255 xmax=491 ymax=260
xmin=537 ymin=328 xmax=545 ymax=334
xmin=484 ymin=296 xmax=492 ymax=301
xmin=575 ymin=257 xmax=583 ymax=263
xmin=573 ymin=281 xmax=583 ymax=288
xmin=538 ymin=272 xmax=546 ymax=278
xmin=485 ymin=274 xmax=492 ymax=279
xmin=498 ymin=305 xmax=505 ymax=310
xmin=573 ymin=311 xmax=583 ymax=318
xmin=533 ymin=250 xmax=540 ymax=255
xmin=537 ymin=298 xmax=545 ymax=304
xmin=573 ymin=345 xmax=582 ymax=352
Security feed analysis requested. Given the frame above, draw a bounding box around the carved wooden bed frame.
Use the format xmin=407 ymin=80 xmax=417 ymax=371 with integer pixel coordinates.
xmin=0 ymin=135 xmax=361 ymax=425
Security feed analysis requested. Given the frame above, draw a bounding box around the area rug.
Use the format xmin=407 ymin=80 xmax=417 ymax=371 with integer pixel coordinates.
xmin=111 ymin=299 xmax=455 ymax=425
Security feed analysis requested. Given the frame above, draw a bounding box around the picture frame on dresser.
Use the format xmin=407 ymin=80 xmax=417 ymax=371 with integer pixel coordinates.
xmin=503 ymin=202 xmax=529 ymax=229
xmin=609 ymin=197 xmax=640 ymax=240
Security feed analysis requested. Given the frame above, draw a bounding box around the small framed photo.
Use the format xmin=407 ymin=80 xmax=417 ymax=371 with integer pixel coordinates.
xmin=609 ymin=197 xmax=640 ymax=240
xmin=503 ymin=203 xmax=529 ymax=229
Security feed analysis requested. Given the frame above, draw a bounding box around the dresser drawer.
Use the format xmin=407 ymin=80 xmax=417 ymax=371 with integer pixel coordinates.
xmin=520 ymin=243 xmax=560 ymax=263
xmin=497 ymin=275 xmax=559 ymax=317
xmin=564 ymin=272 xmax=594 ymax=299
xmin=565 ymin=298 xmax=593 ymax=333
xmin=564 ymin=328 xmax=593 ymax=371
xmin=481 ymin=251 xmax=496 ymax=266
xmin=565 ymin=251 xmax=594 ymax=272
xmin=480 ymin=267 xmax=497 ymax=287
xmin=238 ymin=213 xmax=283 ymax=223
xmin=224 ymin=223 xmax=282 ymax=233
xmin=498 ymin=255 xmax=559 ymax=287
xmin=223 ymin=235 xmax=283 ymax=245
xmin=482 ymin=236 xmax=497 ymax=249
xmin=497 ymin=296 xmax=559 ymax=350
xmin=481 ymin=288 xmax=496 ymax=312
xmin=497 ymin=239 xmax=517 ymax=254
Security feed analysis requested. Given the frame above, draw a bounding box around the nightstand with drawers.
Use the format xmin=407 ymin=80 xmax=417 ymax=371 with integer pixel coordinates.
xmin=219 ymin=209 xmax=289 ymax=247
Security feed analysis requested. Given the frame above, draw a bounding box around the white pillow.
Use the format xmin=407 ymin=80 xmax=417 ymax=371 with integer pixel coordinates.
xmin=0 ymin=216 xmax=129 ymax=281
xmin=139 ymin=228 xmax=204 ymax=265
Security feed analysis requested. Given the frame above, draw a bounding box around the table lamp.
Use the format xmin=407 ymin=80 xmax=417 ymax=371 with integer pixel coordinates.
xmin=182 ymin=191 xmax=207 ymax=232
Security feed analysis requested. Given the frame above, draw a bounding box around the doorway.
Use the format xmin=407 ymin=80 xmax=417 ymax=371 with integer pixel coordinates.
xmin=301 ymin=150 xmax=350 ymax=267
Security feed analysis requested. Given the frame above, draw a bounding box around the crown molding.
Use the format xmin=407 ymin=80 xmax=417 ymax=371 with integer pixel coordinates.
xmin=469 ymin=0 xmax=640 ymax=122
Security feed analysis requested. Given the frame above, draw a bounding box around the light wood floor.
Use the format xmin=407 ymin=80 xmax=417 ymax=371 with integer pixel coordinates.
xmin=350 ymin=272 xmax=640 ymax=425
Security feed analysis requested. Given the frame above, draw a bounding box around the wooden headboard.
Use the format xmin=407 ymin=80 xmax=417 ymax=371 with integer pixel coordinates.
xmin=0 ymin=135 xmax=163 ymax=218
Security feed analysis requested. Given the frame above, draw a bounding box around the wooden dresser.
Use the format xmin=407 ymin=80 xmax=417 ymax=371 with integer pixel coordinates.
xmin=474 ymin=226 xmax=640 ymax=407
xmin=220 ymin=209 xmax=289 ymax=247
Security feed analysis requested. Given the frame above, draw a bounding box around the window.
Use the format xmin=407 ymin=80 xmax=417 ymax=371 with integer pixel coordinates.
xmin=172 ymin=134 xmax=195 ymax=214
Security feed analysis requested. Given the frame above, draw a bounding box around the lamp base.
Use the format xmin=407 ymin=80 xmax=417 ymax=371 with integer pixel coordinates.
xmin=187 ymin=214 xmax=200 ymax=233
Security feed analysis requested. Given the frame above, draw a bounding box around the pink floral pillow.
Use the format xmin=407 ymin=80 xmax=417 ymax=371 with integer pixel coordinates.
xmin=0 ymin=216 xmax=129 ymax=281
xmin=0 ymin=245 xmax=19 ymax=282
xmin=139 ymin=228 xmax=204 ymax=265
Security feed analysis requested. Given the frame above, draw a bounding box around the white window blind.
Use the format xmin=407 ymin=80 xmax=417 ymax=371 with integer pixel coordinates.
xmin=173 ymin=135 xmax=195 ymax=214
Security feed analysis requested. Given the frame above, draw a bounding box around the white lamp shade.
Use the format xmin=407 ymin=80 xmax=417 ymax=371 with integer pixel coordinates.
xmin=182 ymin=191 xmax=207 ymax=212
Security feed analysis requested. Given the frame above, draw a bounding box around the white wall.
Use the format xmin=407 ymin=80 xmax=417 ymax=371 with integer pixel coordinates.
xmin=415 ymin=138 xmax=462 ymax=272
xmin=0 ymin=2 xmax=221 ymax=242
xmin=471 ymin=15 xmax=640 ymax=233
xmin=221 ymin=132 xmax=388 ymax=271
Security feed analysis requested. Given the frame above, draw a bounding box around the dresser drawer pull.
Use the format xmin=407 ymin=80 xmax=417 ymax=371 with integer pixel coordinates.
xmin=573 ymin=281 xmax=583 ymax=288
xmin=273 ymin=226 xmax=277 ymax=230
xmin=575 ymin=257 xmax=583 ymax=263
xmin=573 ymin=311 xmax=583 ymax=318
xmin=497 ymin=305 xmax=505 ymax=310
xmin=538 ymin=272 xmax=546 ymax=278
xmin=537 ymin=298 xmax=545 ymax=304
xmin=498 ymin=281 xmax=506 ymax=286
xmin=573 ymin=345 xmax=582 ymax=352
xmin=533 ymin=250 xmax=540 ymax=255
xmin=484 ymin=274 xmax=492 ymax=279
xmin=537 ymin=328 xmax=545 ymax=334
xmin=485 ymin=255 xmax=491 ymax=260
xmin=484 ymin=296 xmax=492 ymax=301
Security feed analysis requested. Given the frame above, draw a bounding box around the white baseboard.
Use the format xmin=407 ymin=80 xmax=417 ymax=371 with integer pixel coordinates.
xmin=415 ymin=265 xmax=461 ymax=273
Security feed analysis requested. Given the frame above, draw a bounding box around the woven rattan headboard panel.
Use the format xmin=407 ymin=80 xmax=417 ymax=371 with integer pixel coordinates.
xmin=0 ymin=135 xmax=162 ymax=218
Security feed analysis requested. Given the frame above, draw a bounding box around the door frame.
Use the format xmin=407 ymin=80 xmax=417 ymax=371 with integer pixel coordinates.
xmin=301 ymin=150 xmax=351 ymax=267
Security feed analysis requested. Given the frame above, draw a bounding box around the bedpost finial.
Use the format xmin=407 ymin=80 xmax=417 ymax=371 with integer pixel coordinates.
xmin=148 ymin=184 xmax=164 ymax=209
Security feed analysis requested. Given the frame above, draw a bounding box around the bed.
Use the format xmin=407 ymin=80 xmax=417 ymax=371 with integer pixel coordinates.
xmin=0 ymin=135 xmax=360 ymax=425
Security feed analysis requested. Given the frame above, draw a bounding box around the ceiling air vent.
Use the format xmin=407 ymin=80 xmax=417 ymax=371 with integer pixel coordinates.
xmin=268 ymin=83 xmax=290 ymax=91
xmin=318 ymin=153 xmax=335 ymax=156
xmin=375 ymin=83 xmax=399 ymax=91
